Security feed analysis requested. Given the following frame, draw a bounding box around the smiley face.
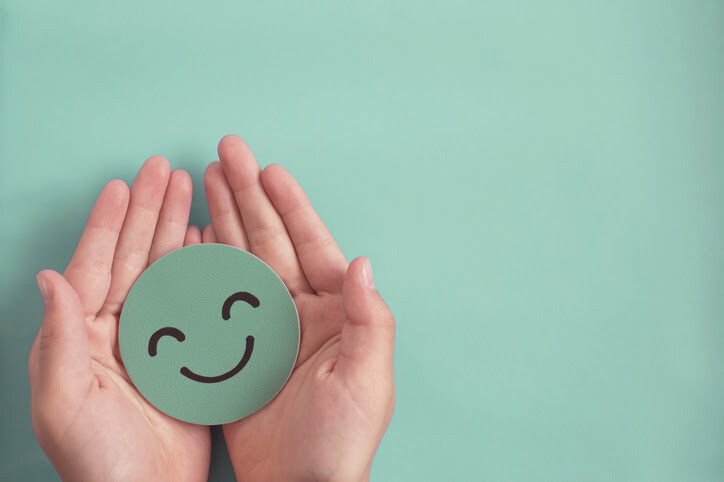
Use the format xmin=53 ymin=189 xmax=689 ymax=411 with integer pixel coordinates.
xmin=119 ymin=244 xmax=299 ymax=425
xmin=147 ymin=291 xmax=260 ymax=383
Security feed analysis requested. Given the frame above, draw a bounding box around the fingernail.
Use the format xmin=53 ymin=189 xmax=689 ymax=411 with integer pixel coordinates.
xmin=362 ymin=258 xmax=375 ymax=289
xmin=36 ymin=273 xmax=51 ymax=303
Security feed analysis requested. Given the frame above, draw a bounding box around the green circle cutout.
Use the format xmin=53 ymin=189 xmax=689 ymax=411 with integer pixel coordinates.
xmin=119 ymin=244 xmax=299 ymax=425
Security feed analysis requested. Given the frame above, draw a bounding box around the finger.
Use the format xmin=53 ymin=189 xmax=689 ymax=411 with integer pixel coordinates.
xmin=204 ymin=161 xmax=248 ymax=249
xmin=63 ymin=180 xmax=130 ymax=315
xmin=261 ymin=164 xmax=347 ymax=294
xmin=217 ymin=135 xmax=311 ymax=294
xmin=101 ymin=156 xmax=171 ymax=315
xmin=184 ymin=225 xmax=202 ymax=246
xmin=34 ymin=270 xmax=93 ymax=398
xmin=335 ymin=257 xmax=395 ymax=388
xmin=202 ymin=223 xmax=217 ymax=243
xmin=148 ymin=170 xmax=193 ymax=264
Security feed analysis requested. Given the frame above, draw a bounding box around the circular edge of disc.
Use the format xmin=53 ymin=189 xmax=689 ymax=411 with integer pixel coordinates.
xmin=118 ymin=243 xmax=301 ymax=425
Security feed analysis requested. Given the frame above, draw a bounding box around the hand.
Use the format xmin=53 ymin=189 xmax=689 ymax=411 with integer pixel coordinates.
xmin=28 ymin=157 xmax=211 ymax=481
xmin=203 ymin=135 xmax=395 ymax=481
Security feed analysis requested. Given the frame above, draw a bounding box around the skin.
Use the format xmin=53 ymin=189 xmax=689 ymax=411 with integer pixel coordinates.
xmin=29 ymin=136 xmax=395 ymax=482
xmin=206 ymin=136 xmax=395 ymax=481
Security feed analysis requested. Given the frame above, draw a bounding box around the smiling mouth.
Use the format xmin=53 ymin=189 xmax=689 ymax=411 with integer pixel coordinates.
xmin=180 ymin=336 xmax=255 ymax=383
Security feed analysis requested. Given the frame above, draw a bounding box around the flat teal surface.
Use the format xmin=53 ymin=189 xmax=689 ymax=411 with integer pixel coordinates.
xmin=1 ymin=1 xmax=722 ymax=480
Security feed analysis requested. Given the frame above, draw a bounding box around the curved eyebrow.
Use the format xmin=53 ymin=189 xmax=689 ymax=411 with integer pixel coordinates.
xmin=148 ymin=327 xmax=185 ymax=357
xmin=222 ymin=291 xmax=260 ymax=320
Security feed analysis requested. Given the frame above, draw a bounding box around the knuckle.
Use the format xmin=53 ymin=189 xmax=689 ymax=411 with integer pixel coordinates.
xmin=38 ymin=329 xmax=54 ymax=351
xmin=246 ymin=223 xmax=288 ymax=245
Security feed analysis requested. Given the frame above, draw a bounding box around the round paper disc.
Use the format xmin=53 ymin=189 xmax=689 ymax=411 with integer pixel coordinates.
xmin=119 ymin=244 xmax=299 ymax=425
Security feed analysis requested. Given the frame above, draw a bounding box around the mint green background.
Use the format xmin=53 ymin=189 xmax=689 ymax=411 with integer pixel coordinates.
xmin=119 ymin=244 xmax=299 ymax=425
xmin=1 ymin=1 xmax=722 ymax=480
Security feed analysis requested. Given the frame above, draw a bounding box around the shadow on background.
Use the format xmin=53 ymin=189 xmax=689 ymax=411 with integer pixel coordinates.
xmin=0 ymin=165 xmax=236 ymax=480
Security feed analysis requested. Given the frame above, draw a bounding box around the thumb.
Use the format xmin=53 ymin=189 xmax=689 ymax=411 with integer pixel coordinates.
xmin=336 ymin=257 xmax=395 ymax=387
xmin=33 ymin=270 xmax=92 ymax=396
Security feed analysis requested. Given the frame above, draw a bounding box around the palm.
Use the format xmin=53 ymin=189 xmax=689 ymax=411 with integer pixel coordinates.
xmin=73 ymin=292 xmax=210 ymax=481
xmin=221 ymin=292 xmax=361 ymax=479
xmin=204 ymin=136 xmax=395 ymax=480
xmin=30 ymin=156 xmax=211 ymax=481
